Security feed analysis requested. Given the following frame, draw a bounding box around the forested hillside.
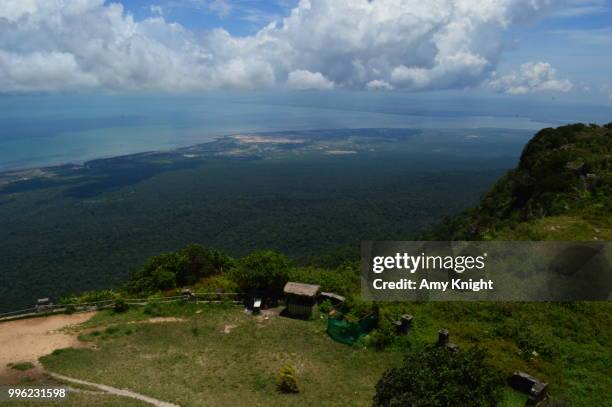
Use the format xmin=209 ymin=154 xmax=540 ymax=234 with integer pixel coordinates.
xmin=432 ymin=123 xmax=612 ymax=241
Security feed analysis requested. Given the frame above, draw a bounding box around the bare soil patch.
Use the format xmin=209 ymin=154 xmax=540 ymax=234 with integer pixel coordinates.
xmin=0 ymin=312 xmax=95 ymax=384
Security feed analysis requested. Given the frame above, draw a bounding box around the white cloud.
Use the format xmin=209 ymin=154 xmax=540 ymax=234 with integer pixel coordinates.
xmin=366 ymin=80 xmax=394 ymax=91
xmin=286 ymin=70 xmax=334 ymax=90
xmin=488 ymin=62 xmax=573 ymax=95
xmin=0 ymin=0 xmax=568 ymax=93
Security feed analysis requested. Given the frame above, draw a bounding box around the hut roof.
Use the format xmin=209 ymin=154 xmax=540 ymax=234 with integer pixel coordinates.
xmin=283 ymin=282 xmax=320 ymax=297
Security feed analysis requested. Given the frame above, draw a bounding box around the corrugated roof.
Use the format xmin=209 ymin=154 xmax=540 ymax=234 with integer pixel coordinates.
xmin=283 ymin=282 xmax=320 ymax=297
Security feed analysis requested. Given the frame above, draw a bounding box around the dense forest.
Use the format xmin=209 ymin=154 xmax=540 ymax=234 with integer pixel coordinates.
xmin=0 ymin=128 xmax=527 ymax=312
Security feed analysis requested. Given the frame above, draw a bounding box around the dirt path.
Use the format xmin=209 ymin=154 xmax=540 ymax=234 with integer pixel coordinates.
xmin=1 ymin=312 xmax=183 ymax=406
xmin=48 ymin=373 xmax=181 ymax=407
xmin=0 ymin=312 xmax=96 ymax=383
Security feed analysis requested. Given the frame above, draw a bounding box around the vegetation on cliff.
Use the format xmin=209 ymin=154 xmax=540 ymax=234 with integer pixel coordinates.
xmin=432 ymin=123 xmax=612 ymax=240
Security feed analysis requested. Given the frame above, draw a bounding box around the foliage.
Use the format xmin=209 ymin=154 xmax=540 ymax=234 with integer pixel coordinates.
xmin=341 ymin=295 xmax=377 ymax=323
xmin=229 ymin=250 xmax=292 ymax=298
xmin=288 ymin=264 xmax=359 ymax=296
xmin=431 ymin=123 xmax=612 ymax=240
xmin=194 ymin=274 xmax=239 ymax=294
xmin=276 ymin=363 xmax=301 ymax=394
xmin=319 ymin=299 xmax=333 ymax=314
xmin=366 ymin=318 xmax=396 ymax=351
xmin=125 ymin=244 xmax=233 ymax=295
xmin=373 ymin=346 xmax=503 ymax=407
xmin=113 ymin=296 xmax=129 ymax=313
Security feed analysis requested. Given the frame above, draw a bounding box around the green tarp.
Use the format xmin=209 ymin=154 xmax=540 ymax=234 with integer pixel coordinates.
xmin=327 ymin=313 xmax=378 ymax=345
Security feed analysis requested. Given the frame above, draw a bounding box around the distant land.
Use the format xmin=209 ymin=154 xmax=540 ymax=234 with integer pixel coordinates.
xmin=0 ymin=127 xmax=532 ymax=312
xmin=0 ymin=92 xmax=569 ymax=172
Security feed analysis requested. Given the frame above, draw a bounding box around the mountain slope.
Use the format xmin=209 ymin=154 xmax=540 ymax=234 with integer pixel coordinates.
xmin=432 ymin=123 xmax=612 ymax=240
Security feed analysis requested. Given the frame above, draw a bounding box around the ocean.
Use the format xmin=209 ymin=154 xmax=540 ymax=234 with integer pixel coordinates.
xmin=2 ymin=90 xmax=600 ymax=172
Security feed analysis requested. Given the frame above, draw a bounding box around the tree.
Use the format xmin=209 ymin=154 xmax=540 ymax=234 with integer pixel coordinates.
xmin=229 ymin=250 xmax=292 ymax=298
xmin=125 ymin=244 xmax=234 ymax=294
xmin=373 ymin=346 xmax=502 ymax=407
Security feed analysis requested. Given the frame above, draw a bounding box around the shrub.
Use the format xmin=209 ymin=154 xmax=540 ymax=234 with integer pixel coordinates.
xmin=195 ymin=274 xmax=239 ymax=294
xmin=276 ymin=363 xmax=300 ymax=394
xmin=126 ymin=245 xmax=234 ymax=294
xmin=367 ymin=318 xmax=396 ymax=350
xmin=373 ymin=346 xmax=502 ymax=407
xmin=113 ymin=297 xmax=129 ymax=313
xmin=230 ymin=251 xmax=292 ymax=299
xmin=341 ymin=295 xmax=377 ymax=322
xmin=319 ymin=299 xmax=333 ymax=314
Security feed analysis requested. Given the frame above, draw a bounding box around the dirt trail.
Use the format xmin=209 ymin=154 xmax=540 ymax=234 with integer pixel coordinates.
xmin=1 ymin=312 xmax=183 ymax=406
xmin=48 ymin=373 xmax=181 ymax=407
xmin=0 ymin=312 xmax=96 ymax=382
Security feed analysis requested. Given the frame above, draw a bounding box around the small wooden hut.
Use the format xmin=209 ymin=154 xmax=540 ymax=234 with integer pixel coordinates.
xmin=283 ymin=282 xmax=320 ymax=319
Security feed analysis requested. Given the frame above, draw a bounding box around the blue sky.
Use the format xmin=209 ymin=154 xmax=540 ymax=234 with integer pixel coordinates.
xmin=0 ymin=0 xmax=611 ymax=105
xmin=117 ymin=0 xmax=298 ymax=35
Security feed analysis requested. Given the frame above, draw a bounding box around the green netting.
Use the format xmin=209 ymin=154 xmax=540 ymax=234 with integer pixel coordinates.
xmin=327 ymin=313 xmax=378 ymax=345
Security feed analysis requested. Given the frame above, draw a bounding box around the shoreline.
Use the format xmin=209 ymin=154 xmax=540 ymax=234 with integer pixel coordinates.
xmin=0 ymin=126 xmax=535 ymax=177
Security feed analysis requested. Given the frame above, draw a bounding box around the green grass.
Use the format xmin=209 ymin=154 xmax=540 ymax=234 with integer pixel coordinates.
xmin=493 ymin=215 xmax=612 ymax=241
xmin=39 ymin=301 xmax=612 ymax=406
xmin=498 ymin=389 xmax=529 ymax=407
xmin=42 ymin=304 xmax=401 ymax=407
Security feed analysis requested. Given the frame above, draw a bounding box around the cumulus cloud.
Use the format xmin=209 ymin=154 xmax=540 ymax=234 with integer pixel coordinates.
xmin=0 ymin=0 xmax=568 ymax=93
xmin=286 ymin=70 xmax=334 ymax=90
xmin=488 ymin=62 xmax=573 ymax=94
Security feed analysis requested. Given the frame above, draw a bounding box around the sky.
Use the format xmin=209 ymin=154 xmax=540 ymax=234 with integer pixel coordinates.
xmin=0 ymin=0 xmax=611 ymax=104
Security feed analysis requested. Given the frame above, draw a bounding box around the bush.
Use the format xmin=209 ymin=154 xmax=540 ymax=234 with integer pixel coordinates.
xmin=276 ymin=364 xmax=300 ymax=394
xmin=288 ymin=264 xmax=359 ymax=296
xmin=319 ymin=299 xmax=333 ymax=314
xmin=367 ymin=318 xmax=396 ymax=350
xmin=113 ymin=296 xmax=129 ymax=313
xmin=373 ymin=346 xmax=502 ymax=407
xmin=195 ymin=274 xmax=239 ymax=294
xmin=341 ymin=295 xmax=377 ymax=322
xmin=230 ymin=251 xmax=292 ymax=298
